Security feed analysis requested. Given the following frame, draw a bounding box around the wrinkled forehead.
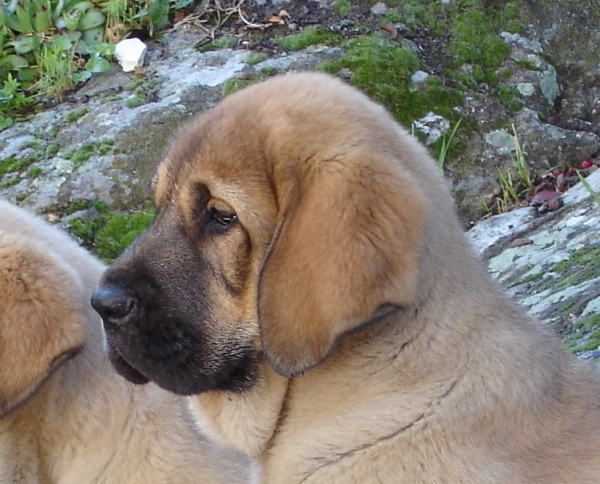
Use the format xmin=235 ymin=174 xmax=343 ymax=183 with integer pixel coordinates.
xmin=151 ymin=109 xmax=280 ymax=240
xmin=154 ymin=106 xmax=269 ymax=199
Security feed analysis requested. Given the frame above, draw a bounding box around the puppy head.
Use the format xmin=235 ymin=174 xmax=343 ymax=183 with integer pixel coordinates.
xmin=93 ymin=72 xmax=432 ymax=389
xmin=0 ymin=232 xmax=86 ymax=416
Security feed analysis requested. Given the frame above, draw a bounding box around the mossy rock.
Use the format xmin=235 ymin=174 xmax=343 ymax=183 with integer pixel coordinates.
xmin=69 ymin=202 xmax=154 ymax=262
xmin=319 ymin=35 xmax=464 ymax=129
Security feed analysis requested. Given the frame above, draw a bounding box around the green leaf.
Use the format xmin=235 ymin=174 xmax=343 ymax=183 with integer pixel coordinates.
xmin=72 ymin=70 xmax=91 ymax=83
xmin=0 ymin=115 xmax=15 ymax=131
xmin=86 ymin=42 xmax=114 ymax=56
xmin=150 ymin=0 xmax=169 ymax=31
xmin=79 ymin=9 xmax=105 ymax=30
xmin=52 ymin=0 xmax=66 ymax=20
xmin=16 ymin=65 xmax=37 ymax=82
xmin=52 ymin=33 xmax=73 ymax=51
xmin=82 ymin=26 xmax=104 ymax=46
xmin=5 ymin=12 xmax=31 ymax=33
xmin=68 ymin=0 xmax=95 ymax=15
xmin=85 ymin=54 xmax=110 ymax=73
xmin=11 ymin=34 xmax=40 ymax=54
xmin=33 ymin=1 xmax=53 ymax=32
xmin=15 ymin=1 xmax=35 ymax=34
xmin=0 ymin=54 xmax=30 ymax=69
xmin=2 ymin=73 xmax=21 ymax=95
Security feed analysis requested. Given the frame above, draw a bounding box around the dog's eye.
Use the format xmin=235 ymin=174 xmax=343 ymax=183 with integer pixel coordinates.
xmin=209 ymin=208 xmax=237 ymax=230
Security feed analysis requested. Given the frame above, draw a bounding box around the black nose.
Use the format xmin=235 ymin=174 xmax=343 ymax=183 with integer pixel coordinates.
xmin=91 ymin=284 xmax=136 ymax=330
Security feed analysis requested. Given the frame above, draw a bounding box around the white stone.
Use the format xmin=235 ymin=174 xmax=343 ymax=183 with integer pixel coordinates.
xmin=411 ymin=70 xmax=429 ymax=84
xmin=370 ymin=2 xmax=388 ymax=15
xmin=517 ymin=82 xmax=535 ymax=96
xmin=114 ymin=38 xmax=147 ymax=72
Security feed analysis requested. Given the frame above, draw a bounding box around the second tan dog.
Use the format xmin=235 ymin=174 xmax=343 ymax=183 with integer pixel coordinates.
xmin=93 ymin=73 xmax=600 ymax=483
xmin=0 ymin=199 xmax=251 ymax=483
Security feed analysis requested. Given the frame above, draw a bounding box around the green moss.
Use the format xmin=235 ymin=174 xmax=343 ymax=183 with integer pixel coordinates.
xmin=98 ymin=139 xmax=116 ymax=155
xmin=3 ymin=176 xmax=20 ymax=188
xmin=259 ymin=66 xmax=278 ymax=76
xmin=275 ymin=26 xmax=343 ymax=52
xmin=514 ymin=59 xmax=541 ymax=72
xmin=334 ymin=0 xmax=352 ymax=15
xmin=551 ymin=246 xmax=600 ymax=289
xmin=96 ymin=211 xmax=155 ymax=260
xmin=245 ymin=52 xmax=267 ymax=65
xmin=567 ymin=326 xmax=600 ymax=353
xmin=447 ymin=1 xmax=510 ymax=75
xmin=45 ymin=143 xmax=60 ymax=158
xmin=47 ymin=125 xmax=60 ymax=138
xmin=125 ymin=95 xmax=146 ymax=109
xmin=320 ymin=35 xmax=463 ymax=128
xmin=102 ymin=94 xmax=122 ymax=104
xmin=552 ymin=246 xmax=600 ymax=274
xmin=65 ymin=107 xmax=90 ymax=123
xmin=25 ymin=140 xmax=43 ymax=150
xmin=520 ymin=271 xmax=545 ymax=284
xmin=63 ymin=143 xmax=96 ymax=169
xmin=0 ymin=155 xmax=37 ymax=177
xmin=64 ymin=199 xmax=99 ymax=215
xmin=27 ymin=167 xmax=42 ymax=178
xmin=199 ymin=36 xmax=238 ymax=52
xmin=498 ymin=2 xmax=524 ymax=34
xmin=223 ymin=78 xmax=251 ymax=97
xmin=124 ymin=77 xmax=145 ymax=91
xmin=69 ymin=207 xmax=155 ymax=262
xmin=498 ymin=85 xmax=523 ymax=112
xmin=223 ymin=70 xmax=279 ymax=97
xmin=63 ymin=139 xmax=116 ymax=169
xmin=382 ymin=10 xmax=402 ymax=24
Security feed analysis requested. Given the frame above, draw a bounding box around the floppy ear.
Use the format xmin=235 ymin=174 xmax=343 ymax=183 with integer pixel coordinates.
xmin=258 ymin=157 xmax=428 ymax=377
xmin=0 ymin=235 xmax=86 ymax=416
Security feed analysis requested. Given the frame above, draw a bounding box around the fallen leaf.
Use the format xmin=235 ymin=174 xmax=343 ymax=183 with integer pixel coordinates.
xmin=380 ymin=22 xmax=398 ymax=40
xmin=530 ymin=189 xmax=561 ymax=206
xmin=511 ymin=238 xmax=533 ymax=247
xmin=267 ymin=15 xmax=284 ymax=24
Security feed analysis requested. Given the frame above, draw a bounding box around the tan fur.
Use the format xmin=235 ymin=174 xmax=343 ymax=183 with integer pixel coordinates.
xmin=102 ymin=73 xmax=600 ymax=483
xmin=0 ymin=199 xmax=251 ymax=484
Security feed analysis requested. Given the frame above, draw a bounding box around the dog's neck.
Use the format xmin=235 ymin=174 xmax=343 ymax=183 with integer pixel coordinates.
xmin=188 ymin=360 xmax=290 ymax=457
xmin=187 ymin=297 xmax=466 ymax=460
xmin=0 ymin=321 xmax=135 ymax=481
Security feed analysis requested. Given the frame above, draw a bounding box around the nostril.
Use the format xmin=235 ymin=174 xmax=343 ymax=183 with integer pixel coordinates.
xmin=91 ymin=285 xmax=136 ymax=326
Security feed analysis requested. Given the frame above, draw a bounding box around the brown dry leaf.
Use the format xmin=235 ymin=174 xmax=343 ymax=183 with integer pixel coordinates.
xmin=510 ymin=238 xmax=533 ymax=248
xmin=106 ymin=23 xmax=128 ymax=43
xmin=267 ymin=15 xmax=284 ymax=24
xmin=173 ymin=10 xmax=187 ymax=23
xmin=46 ymin=213 xmax=58 ymax=223
xmin=380 ymin=22 xmax=398 ymax=40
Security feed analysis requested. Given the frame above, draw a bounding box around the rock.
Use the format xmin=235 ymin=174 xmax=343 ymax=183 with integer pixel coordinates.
xmin=513 ymin=109 xmax=600 ymax=171
xmin=519 ymin=0 xmax=600 ymax=133
xmin=468 ymin=169 xmax=600 ymax=353
xmin=114 ymin=38 xmax=148 ymax=72
xmin=410 ymin=70 xmax=429 ymax=84
xmin=370 ymin=2 xmax=388 ymax=15
xmin=484 ymin=129 xmax=516 ymax=153
xmin=413 ymin=113 xmax=450 ymax=145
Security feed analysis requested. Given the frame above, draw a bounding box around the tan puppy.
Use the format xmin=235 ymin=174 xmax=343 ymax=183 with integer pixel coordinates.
xmin=92 ymin=73 xmax=600 ymax=483
xmin=0 ymin=199 xmax=251 ymax=483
